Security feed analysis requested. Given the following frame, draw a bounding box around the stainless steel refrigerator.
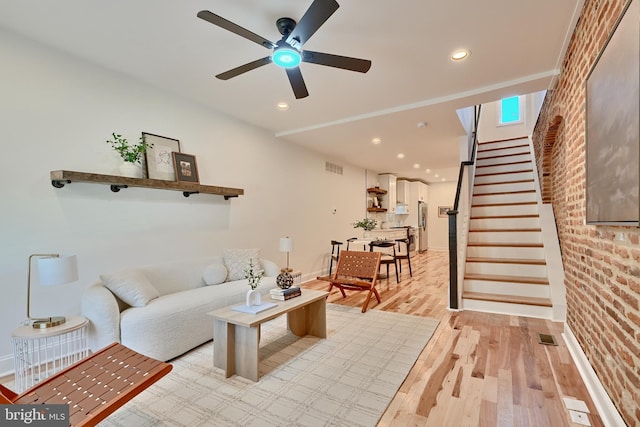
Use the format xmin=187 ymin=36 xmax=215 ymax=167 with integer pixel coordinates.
xmin=418 ymin=201 xmax=428 ymax=252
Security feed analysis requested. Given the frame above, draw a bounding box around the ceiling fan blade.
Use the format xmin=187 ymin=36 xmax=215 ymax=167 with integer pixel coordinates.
xmin=197 ymin=10 xmax=276 ymax=49
xmin=216 ymin=57 xmax=272 ymax=80
xmin=302 ymin=50 xmax=371 ymax=73
xmin=286 ymin=0 xmax=339 ymax=48
xmin=285 ymin=67 xmax=309 ymax=99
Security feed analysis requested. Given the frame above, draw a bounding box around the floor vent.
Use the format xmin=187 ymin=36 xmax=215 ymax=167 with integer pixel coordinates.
xmin=325 ymin=161 xmax=343 ymax=175
xmin=537 ymin=333 xmax=558 ymax=346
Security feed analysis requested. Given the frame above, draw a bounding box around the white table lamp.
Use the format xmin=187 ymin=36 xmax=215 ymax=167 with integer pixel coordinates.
xmin=279 ymin=237 xmax=294 ymax=272
xmin=27 ymin=253 xmax=78 ymax=329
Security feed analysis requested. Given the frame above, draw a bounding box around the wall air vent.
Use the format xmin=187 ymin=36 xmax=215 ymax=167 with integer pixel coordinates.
xmin=325 ymin=161 xmax=343 ymax=175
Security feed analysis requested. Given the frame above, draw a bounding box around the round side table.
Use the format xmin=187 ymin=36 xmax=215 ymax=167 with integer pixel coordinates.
xmin=11 ymin=316 xmax=89 ymax=392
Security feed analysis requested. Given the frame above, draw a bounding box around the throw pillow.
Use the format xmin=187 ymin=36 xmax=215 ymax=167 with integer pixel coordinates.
xmin=223 ymin=248 xmax=260 ymax=281
xmin=100 ymin=269 xmax=160 ymax=307
xmin=203 ymin=264 xmax=228 ymax=285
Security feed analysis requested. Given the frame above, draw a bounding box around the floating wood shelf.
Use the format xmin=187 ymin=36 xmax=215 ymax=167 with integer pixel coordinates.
xmin=50 ymin=170 xmax=244 ymax=200
xmin=367 ymin=208 xmax=387 ymax=212
xmin=366 ymin=187 xmax=387 ymax=194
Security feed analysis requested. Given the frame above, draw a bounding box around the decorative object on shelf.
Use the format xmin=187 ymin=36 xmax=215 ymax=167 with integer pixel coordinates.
xmin=172 ymin=152 xmax=200 ymax=183
xmin=26 ymin=253 xmax=79 ymax=329
xmin=50 ymin=170 xmax=244 ymax=199
xmin=279 ymin=236 xmax=294 ymax=272
xmin=353 ymin=218 xmax=377 ymax=231
xmin=143 ymin=133 xmax=181 ymax=181
xmin=244 ymin=258 xmax=264 ymax=306
xmin=276 ymin=270 xmax=294 ymax=289
xmin=106 ymin=133 xmax=154 ymax=178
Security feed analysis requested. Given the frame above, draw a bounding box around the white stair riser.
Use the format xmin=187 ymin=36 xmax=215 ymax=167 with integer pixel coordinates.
xmin=471 ymin=204 xmax=538 ymax=217
xmin=474 ymin=171 xmax=534 ymax=184
xmin=470 ymin=216 xmax=540 ymax=229
xmin=474 ymin=181 xmax=535 ymax=195
xmin=476 ymin=163 xmax=532 ymax=175
xmin=476 ymin=153 xmax=531 ymax=167
xmin=477 ymin=138 xmax=529 ymax=151
xmin=477 ymin=146 xmax=529 ymax=159
xmin=468 ymin=231 xmax=542 ymax=244
xmin=463 ymin=279 xmax=550 ymax=298
xmin=465 ymin=262 xmax=548 ymax=277
xmin=473 ymin=192 xmax=537 ymax=205
xmin=466 ymin=245 xmax=545 ymax=259
xmin=462 ymin=299 xmax=553 ymax=319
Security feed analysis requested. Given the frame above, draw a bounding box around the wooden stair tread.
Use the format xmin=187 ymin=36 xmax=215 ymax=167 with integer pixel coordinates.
xmin=464 ymin=273 xmax=549 ymax=285
xmin=475 ymin=169 xmax=534 ymax=177
xmin=476 ymin=151 xmax=530 ymax=161
xmin=474 ymin=179 xmax=534 ymax=186
xmin=469 ymin=228 xmax=541 ymax=232
xmin=472 ymin=201 xmax=537 ymax=207
xmin=467 ymin=242 xmax=544 ymax=248
xmin=478 ymin=137 xmax=529 ymax=145
xmin=473 ymin=189 xmax=535 ymax=196
xmin=476 ymin=160 xmax=532 ymax=168
xmin=477 ymin=143 xmax=529 ymax=154
xmin=462 ymin=291 xmax=552 ymax=307
xmin=470 ymin=214 xmax=539 ymax=219
xmin=466 ymin=257 xmax=546 ymax=265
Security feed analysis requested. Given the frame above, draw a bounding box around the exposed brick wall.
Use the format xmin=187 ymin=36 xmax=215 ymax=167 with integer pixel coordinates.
xmin=532 ymin=0 xmax=639 ymax=424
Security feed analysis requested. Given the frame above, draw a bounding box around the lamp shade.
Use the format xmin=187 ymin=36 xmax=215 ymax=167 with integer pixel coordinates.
xmin=279 ymin=237 xmax=294 ymax=253
xmin=38 ymin=255 xmax=78 ymax=286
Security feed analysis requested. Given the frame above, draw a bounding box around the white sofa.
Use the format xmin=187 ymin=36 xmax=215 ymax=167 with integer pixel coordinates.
xmin=80 ymin=254 xmax=279 ymax=361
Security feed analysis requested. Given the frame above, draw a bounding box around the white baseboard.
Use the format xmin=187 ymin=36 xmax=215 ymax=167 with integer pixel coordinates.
xmin=563 ymin=324 xmax=626 ymax=427
xmin=0 ymin=353 xmax=14 ymax=378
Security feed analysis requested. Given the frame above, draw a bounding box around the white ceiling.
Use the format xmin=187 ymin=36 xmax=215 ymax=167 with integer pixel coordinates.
xmin=0 ymin=0 xmax=582 ymax=182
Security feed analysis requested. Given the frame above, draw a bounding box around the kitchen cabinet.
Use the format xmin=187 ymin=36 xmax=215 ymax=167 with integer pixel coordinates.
xmin=397 ymin=180 xmax=410 ymax=204
xmin=378 ymin=174 xmax=396 ymax=213
xmin=418 ymin=182 xmax=429 ymax=202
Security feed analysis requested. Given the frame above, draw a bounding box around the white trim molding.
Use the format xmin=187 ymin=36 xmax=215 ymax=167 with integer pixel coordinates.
xmin=563 ymin=324 xmax=626 ymax=427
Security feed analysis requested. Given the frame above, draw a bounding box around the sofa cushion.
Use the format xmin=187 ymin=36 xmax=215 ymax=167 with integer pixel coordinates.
xmin=100 ymin=269 xmax=159 ymax=307
xmin=223 ymin=248 xmax=260 ymax=281
xmin=203 ymin=264 xmax=228 ymax=285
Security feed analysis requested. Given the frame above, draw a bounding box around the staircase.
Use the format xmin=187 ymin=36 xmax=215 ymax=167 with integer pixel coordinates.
xmin=462 ymin=137 xmax=553 ymax=318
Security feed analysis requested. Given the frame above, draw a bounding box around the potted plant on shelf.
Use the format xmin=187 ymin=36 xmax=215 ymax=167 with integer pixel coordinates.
xmin=106 ymin=132 xmax=154 ymax=178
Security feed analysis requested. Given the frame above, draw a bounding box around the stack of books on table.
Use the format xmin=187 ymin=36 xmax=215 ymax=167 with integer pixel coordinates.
xmin=270 ymin=286 xmax=301 ymax=301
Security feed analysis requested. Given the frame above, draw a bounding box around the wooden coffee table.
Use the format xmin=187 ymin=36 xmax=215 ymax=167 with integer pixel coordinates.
xmin=207 ymin=289 xmax=328 ymax=381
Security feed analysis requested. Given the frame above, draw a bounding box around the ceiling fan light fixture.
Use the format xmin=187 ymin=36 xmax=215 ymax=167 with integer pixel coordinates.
xmin=272 ymin=47 xmax=301 ymax=68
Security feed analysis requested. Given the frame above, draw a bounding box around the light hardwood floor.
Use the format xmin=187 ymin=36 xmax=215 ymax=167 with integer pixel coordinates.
xmin=305 ymin=250 xmax=604 ymax=427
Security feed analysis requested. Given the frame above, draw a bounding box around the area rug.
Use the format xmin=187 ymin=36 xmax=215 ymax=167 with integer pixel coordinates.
xmin=100 ymin=304 xmax=439 ymax=427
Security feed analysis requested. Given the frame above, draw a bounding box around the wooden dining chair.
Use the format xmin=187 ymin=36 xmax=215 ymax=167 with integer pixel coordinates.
xmin=329 ymin=240 xmax=343 ymax=275
xmin=0 ymin=342 xmax=172 ymax=427
xmin=317 ymin=250 xmax=382 ymax=313
xmin=395 ymin=238 xmax=413 ymax=277
xmin=369 ymin=240 xmax=399 ymax=283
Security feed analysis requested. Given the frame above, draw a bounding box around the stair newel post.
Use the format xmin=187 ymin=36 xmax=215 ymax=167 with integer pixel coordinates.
xmin=447 ymin=209 xmax=459 ymax=309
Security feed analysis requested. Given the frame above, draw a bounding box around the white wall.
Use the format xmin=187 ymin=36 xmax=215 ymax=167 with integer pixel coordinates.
xmin=0 ymin=29 xmax=366 ymax=369
xmin=427 ymin=182 xmax=457 ymax=250
xmin=477 ymin=92 xmax=546 ymax=142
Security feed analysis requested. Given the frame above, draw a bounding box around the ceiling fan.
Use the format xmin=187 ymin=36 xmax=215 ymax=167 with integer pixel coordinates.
xmin=197 ymin=0 xmax=372 ymax=99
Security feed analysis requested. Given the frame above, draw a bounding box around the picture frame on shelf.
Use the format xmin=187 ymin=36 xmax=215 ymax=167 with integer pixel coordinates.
xmin=438 ymin=206 xmax=451 ymax=218
xmin=172 ymin=152 xmax=199 ymax=183
xmin=143 ymin=133 xmax=181 ymax=181
xmin=585 ymin=0 xmax=639 ymax=225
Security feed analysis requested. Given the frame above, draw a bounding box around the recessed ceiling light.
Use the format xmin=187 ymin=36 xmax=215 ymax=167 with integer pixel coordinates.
xmin=434 ymin=173 xmax=439 ymax=178
xmin=441 ymin=178 xmax=446 ymax=182
xmin=397 ymin=153 xmax=405 ymax=159
xmin=425 ymin=168 xmax=431 ymax=173
xmin=276 ymin=102 xmax=289 ymax=111
xmin=413 ymin=163 xmax=420 ymax=169
xmin=451 ymin=49 xmax=470 ymax=61
xmin=371 ymin=137 xmax=382 ymax=145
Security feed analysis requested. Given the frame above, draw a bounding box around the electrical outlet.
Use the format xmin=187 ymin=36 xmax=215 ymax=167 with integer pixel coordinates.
xmin=569 ymin=410 xmax=591 ymax=426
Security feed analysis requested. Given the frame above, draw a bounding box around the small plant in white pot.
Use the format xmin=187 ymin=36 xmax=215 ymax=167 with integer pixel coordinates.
xmin=106 ymin=133 xmax=154 ymax=178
